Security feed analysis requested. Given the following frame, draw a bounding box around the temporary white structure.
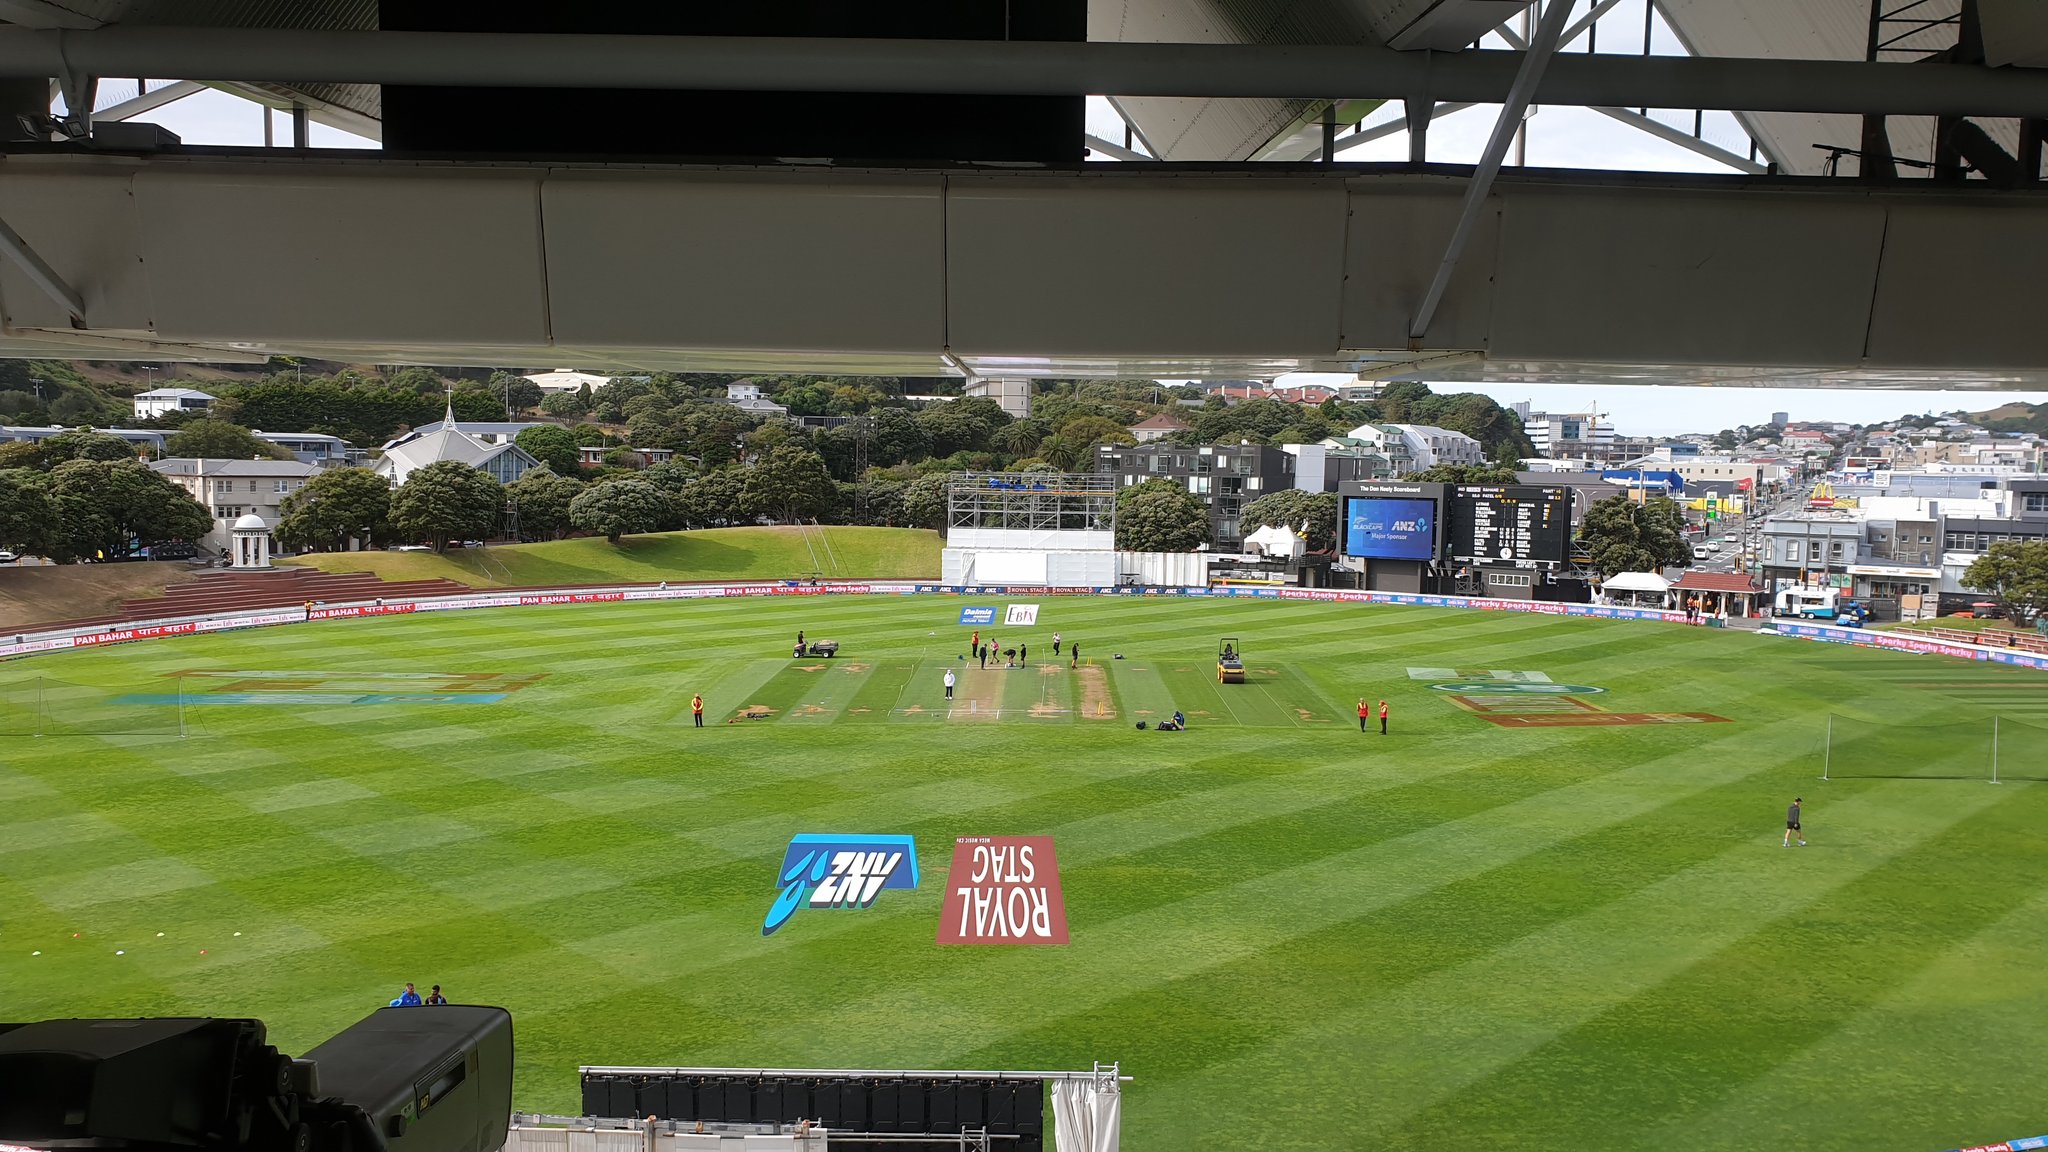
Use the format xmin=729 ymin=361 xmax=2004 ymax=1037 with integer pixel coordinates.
xmin=1600 ymin=571 xmax=1673 ymax=607
xmin=1242 ymin=523 xmax=1306 ymax=560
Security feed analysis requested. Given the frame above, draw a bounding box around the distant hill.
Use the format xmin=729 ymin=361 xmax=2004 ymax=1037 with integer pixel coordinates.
xmin=1969 ymin=399 xmax=2048 ymax=436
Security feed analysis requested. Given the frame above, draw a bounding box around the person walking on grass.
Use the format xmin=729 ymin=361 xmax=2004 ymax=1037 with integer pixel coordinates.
xmin=944 ymin=668 xmax=956 ymax=701
xmin=691 ymin=693 xmax=704 ymax=728
xmin=1358 ymin=698 xmax=1370 ymax=733
xmin=978 ymin=644 xmax=988 ymax=670
xmin=1783 ymin=797 xmax=1805 ymax=847
xmin=1379 ymin=699 xmax=1389 ymax=735
xmin=1070 ymin=641 xmax=1080 ymax=668
xmin=1053 ymin=632 xmax=1062 ymax=656
xmin=1020 ymin=642 xmax=1028 ymax=666
xmin=971 ymin=629 xmax=980 ymax=655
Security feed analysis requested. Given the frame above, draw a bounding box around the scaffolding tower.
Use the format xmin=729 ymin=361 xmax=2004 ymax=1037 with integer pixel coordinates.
xmin=946 ymin=471 xmax=1117 ymax=534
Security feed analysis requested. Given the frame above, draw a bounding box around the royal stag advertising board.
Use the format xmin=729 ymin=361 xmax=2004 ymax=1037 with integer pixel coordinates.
xmin=1448 ymin=485 xmax=1572 ymax=569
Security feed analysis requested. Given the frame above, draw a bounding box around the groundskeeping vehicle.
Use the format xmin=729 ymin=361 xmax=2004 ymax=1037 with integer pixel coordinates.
xmin=1773 ymin=585 xmax=1841 ymax=620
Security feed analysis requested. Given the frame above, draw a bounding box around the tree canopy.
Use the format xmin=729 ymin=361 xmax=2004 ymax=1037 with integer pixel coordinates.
xmin=0 ymin=428 xmax=139 ymax=471
xmin=506 ymin=467 xmax=585 ymax=541
xmin=514 ymin=425 xmax=584 ymax=475
xmin=1403 ymin=463 xmax=1524 ymax=484
xmin=1961 ymin=541 xmax=2048 ymax=625
xmin=387 ymin=461 xmax=503 ymax=552
xmin=274 ymin=467 xmax=392 ymax=553
xmin=0 ymin=468 xmax=57 ymax=558
xmin=569 ymin=477 xmax=672 ymax=544
xmin=164 ymin=420 xmax=294 ymax=461
xmin=1114 ymin=478 xmax=1212 ymax=552
xmin=42 ymin=459 xmax=211 ymax=563
xmin=741 ymin=445 xmax=838 ymax=523
xmin=1578 ymin=493 xmax=1693 ymax=576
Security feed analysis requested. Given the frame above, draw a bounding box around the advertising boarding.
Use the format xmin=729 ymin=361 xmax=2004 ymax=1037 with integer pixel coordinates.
xmin=1344 ymin=496 xmax=1438 ymax=560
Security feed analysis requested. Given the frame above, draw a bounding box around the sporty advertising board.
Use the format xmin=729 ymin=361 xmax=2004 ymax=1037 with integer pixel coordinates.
xmin=1449 ymin=485 xmax=1571 ymax=569
xmin=1344 ymin=497 xmax=1437 ymax=560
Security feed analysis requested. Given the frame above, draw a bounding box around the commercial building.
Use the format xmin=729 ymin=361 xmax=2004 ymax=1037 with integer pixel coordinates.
xmin=1514 ymin=404 xmax=1615 ymax=461
xmin=255 ymin=430 xmax=357 ymax=468
xmin=151 ymin=457 xmax=321 ymax=555
xmin=523 ymin=369 xmax=612 ymax=394
xmin=132 ymin=388 xmax=217 ymax=420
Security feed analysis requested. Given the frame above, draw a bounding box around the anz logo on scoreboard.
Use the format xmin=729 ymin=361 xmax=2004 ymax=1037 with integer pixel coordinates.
xmin=762 ymin=834 xmax=919 ymax=936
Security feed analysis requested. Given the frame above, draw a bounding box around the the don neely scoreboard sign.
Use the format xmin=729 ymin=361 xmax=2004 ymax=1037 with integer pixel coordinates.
xmin=1448 ymin=485 xmax=1572 ymax=570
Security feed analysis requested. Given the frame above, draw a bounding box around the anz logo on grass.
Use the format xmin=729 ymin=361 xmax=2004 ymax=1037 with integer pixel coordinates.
xmin=762 ymin=834 xmax=920 ymax=936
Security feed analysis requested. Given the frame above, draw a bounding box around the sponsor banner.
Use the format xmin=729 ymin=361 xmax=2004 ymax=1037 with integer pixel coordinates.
xmin=959 ymin=606 xmax=997 ymax=626
xmin=937 ymin=835 xmax=1069 ymax=945
xmin=762 ymin=834 xmax=919 ymax=937
xmin=1481 ymin=711 xmax=1734 ymax=727
xmin=309 ymin=603 xmax=417 ymax=620
xmin=1004 ymin=604 xmax=1040 ymax=626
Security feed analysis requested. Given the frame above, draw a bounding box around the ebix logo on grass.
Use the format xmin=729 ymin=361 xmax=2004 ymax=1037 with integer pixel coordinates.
xmin=762 ymin=834 xmax=919 ymax=936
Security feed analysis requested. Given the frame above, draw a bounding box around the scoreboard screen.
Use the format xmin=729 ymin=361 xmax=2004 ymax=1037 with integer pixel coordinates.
xmin=1450 ymin=486 xmax=1571 ymax=569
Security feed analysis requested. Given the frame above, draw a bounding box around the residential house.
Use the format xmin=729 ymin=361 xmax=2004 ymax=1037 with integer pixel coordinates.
xmin=133 ymin=388 xmax=217 ymax=420
xmin=1128 ymin=414 xmax=1189 ymax=443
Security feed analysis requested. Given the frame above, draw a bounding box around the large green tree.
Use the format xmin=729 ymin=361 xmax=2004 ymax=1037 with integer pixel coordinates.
xmin=1240 ymin=488 xmax=1341 ymax=552
xmin=514 ymin=425 xmax=584 ymax=475
xmin=43 ymin=459 xmax=211 ymax=563
xmin=0 ymin=468 xmax=57 ymax=558
xmin=741 ymin=445 xmax=838 ymax=523
xmin=569 ymin=477 xmax=672 ymax=544
xmin=1961 ymin=540 xmax=2048 ymax=625
xmin=900 ymin=473 xmax=951 ymax=533
xmin=388 ymin=461 xmax=504 ymax=552
xmin=676 ymin=466 xmax=750 ymax=528
xmin=274 ymin=467 xmax=392 ymax=553
xmin=164 ymin=420 xmax=293 ymax=461
xmin=1114 ymin=478 xmax=1212 ymax=552
xmin=1578 ymin=493 xmax=1693 ymax=576
xmin=505 ymin=467 xmax=585 ymax=541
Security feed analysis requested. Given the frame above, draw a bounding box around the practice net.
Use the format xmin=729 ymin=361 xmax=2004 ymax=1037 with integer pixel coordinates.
xmin=0 ymin=675 xmax=191 ymax=737
xmin=1822 ymin=714 xmax=2047 ymax=783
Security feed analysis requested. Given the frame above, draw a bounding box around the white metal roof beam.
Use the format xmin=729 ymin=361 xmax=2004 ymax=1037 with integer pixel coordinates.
xmin=91 ymin=78 xmax=203 ymax=123
xmin=0 ymin=28 xmax=2045 ymax=117
xmin=1587 ymin=105 xmax=1768 ymax=173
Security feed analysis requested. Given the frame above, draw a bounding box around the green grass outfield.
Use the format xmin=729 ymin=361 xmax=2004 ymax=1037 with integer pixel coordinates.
xmin=4 ymin=596 xmax=2048 ymax=1151
xmin=279 ymin=526 xmax=942 ymax=587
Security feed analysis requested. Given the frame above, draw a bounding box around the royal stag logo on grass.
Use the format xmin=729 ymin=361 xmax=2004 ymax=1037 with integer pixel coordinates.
xmin=762 ymin=834 xmax=919 ymax=936
xmin=938 ymin=836 xmax=1070 ymax=946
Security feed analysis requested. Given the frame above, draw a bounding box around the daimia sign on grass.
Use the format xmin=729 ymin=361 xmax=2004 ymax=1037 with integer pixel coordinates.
xmin=938 ymin=836 xmax=1070 ymax=945
xmin=762 ymin=834 xmax=919 ymax=936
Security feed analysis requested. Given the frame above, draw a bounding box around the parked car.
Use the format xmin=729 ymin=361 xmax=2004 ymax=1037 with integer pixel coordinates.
xmin=0 ymin=550 xmax=16 ymax=564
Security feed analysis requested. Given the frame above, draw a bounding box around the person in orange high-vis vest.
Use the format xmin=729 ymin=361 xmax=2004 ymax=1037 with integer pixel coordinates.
xmin=1358 ymin=699 xmax=1370 ymax=733
xmin=1379 ymin=699 xmax=1389 ymax=735
xmin=692 ymin=693 xmax=704 ymax=728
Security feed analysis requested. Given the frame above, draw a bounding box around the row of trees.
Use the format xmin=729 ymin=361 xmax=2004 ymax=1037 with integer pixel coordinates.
xmin=0 ymin=459 xmax=211 ymax=563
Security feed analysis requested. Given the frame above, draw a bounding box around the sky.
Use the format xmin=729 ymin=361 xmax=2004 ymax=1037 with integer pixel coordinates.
xmin=94 ymin=3 xmax=2048 ymax=433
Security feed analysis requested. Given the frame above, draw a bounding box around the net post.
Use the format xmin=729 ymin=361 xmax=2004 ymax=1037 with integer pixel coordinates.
xmin=1992 ymin=715 xmax=2000 ymax=784
xmin=177 ymin=675 xmax=187 ymax=739
xmin=1821 ymin=713 xmax=1831 ymax=781
xmin=34 ymin=674 xmax=43 ymax=738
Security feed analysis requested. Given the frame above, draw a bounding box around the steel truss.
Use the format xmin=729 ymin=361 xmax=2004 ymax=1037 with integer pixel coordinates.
xmin=946 ymin=472 xmax=1116 ymax=535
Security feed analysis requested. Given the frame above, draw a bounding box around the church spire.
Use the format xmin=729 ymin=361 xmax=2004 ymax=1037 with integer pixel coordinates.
xmin=443 ymin=387 xmax=455 ymax=426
